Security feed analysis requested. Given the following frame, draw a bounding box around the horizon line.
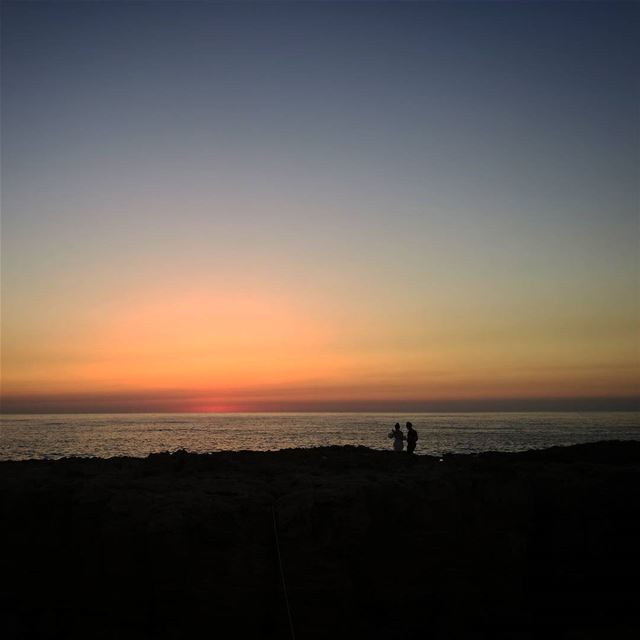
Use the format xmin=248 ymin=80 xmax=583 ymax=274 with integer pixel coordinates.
xmin=2 ymin=395 xmax=639 ymax=415
xmin=2 ymin=410 xmax=640 ymax=416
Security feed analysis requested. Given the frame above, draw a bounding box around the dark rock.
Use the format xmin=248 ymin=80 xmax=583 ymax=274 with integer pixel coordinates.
xmin=1 ymin=441 xmax=639 ymax=639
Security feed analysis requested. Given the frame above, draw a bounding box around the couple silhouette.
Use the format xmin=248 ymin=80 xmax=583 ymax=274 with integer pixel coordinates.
xmin=388 ymin=422 xmax=418 ymax=454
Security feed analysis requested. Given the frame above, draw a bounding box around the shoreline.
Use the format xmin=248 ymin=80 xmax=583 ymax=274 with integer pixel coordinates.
xmin=2 ymin=440 xmax=639 ymax=638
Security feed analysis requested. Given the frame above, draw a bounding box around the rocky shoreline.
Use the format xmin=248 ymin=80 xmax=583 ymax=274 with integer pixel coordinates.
xmin=2 ymin=441 xmax=639 ymax=639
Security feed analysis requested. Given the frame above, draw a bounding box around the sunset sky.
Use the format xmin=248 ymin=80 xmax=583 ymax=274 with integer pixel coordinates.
xmin=2 ymin=1 xmax=639 ymax=413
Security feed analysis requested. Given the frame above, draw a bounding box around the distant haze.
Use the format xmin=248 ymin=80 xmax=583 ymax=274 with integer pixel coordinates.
xmin=2 ymin=2 xmax=639 ymax=413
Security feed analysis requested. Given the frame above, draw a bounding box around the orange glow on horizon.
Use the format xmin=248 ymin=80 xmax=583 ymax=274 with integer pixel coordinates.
xmin=2 ymin=276 xmax=638 ymax=412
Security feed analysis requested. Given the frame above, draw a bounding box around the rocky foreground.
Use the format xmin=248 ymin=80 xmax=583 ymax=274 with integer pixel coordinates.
xmin=1 ymin=441 xmax=639 ymax=639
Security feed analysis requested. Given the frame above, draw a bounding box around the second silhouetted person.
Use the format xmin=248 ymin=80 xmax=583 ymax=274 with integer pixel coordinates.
xmin=406 ymin=422 xmax=418 ymax=454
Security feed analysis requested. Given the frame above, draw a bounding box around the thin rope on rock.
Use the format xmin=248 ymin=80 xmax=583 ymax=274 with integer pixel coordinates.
xmin=272 ymin=504 xmax=296 ymax=640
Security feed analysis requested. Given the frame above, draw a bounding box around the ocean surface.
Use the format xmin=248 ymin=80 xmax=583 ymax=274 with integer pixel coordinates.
xmin=1 ymin=412 xmax=638 ymax=461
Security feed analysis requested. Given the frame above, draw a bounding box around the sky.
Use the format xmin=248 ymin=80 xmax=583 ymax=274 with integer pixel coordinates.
xmin=1 ymin=1 xmax=639 ymax=413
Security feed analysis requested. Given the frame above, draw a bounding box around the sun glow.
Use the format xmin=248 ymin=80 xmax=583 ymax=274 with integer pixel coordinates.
xmin=3 ymin=281 xmax=351 ymax=393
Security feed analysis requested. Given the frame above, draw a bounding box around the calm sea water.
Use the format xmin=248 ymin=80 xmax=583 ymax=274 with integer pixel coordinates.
xmin=0 ymin=412 xmax=638 ymax=461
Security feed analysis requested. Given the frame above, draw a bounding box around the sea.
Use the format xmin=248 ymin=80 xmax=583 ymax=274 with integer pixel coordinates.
xmin=0 ymin=412 xmax=638 ymax=461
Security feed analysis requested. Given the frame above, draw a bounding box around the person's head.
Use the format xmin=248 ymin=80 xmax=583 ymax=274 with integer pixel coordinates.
xmin=406 ymin=422 xmax=413 ymax=429
xmin=394 ymin=423 xmax=401 ymax=430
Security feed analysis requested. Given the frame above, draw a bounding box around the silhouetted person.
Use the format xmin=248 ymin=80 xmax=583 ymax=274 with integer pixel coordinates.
xmin=388 ymin=422 xmax=405 ymax=452
xmin=406 ymin=422 xmax=418 ymax=454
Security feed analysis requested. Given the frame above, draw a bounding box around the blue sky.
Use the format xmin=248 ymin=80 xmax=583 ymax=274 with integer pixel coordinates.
xmin=2 ymin=1 xmax=638 ymax=412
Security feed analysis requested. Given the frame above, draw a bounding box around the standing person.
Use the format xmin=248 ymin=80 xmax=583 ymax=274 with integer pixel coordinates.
xmin=406 ymin=422 xmax=418 ymax=454
xmin=388 ymin=423 xmax=405 ymax=452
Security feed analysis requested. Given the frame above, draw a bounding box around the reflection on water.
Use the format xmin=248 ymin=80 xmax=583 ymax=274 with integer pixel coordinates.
xmin=0 ymin=412 xmax=638 ymax=461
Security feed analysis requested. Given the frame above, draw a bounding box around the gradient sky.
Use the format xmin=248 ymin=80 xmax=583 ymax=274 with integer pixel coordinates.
xmin=1 ymin=1 xmax=639 ymax=413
